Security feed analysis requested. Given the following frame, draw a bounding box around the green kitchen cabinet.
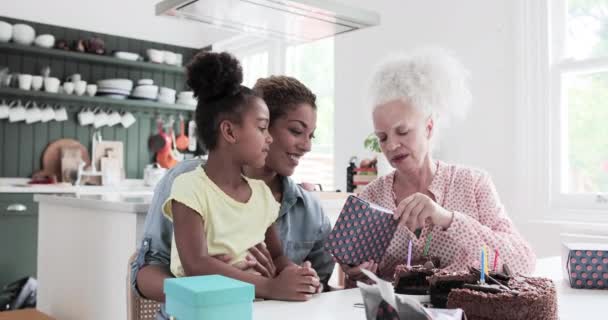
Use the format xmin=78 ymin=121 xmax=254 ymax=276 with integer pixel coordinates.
xmin=0 ymin=193 xmax=38 ymax=288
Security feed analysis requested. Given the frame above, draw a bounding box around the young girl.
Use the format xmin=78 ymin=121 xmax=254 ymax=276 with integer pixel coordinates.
xmin=163 ymin=51 xmax=319 ymax=301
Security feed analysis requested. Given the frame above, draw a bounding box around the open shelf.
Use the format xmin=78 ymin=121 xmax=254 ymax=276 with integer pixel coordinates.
xmin=0 ymin=87 xmax=195 ymax=111
xmin=0 ymin=42 xmax=185 ymax=74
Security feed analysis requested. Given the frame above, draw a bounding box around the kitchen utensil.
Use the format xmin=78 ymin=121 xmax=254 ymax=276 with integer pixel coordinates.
xmin=18 ymin=74 xmax=32 ymax=90
xmin=8 ymin=100 xmax=26 ymax=123
xmin=147 ymin=49 xmax=164 ymax=63
xmin=138 ymin=79 xmax=154 ymax=86
xmin=53 ymin=105 xmax=68 ymax=122
xmin=170 ymin=125 xmax=184 ymax=161
xmin=86 ymin=84 xmax=97 ymax=96
xmin=62 ymin=82 xmax=74 ymax=95
xmin=0 ymin=100 xmax=9 ymax=119
xmin=40 ymin=104 xmax=55 ymax=122
xmin=34 ymin=34 xmax=55 ymax=48
xmin=74 ymin=80 xmax=87 ymax=96
xmin=92 ymin=109 xmax=108 ymax=128
xmin=143 ymin=163 xmax=167 ymax=187
xmin=176 ymin=116 xmax=189 ymax=151
xmin=31 ymin=76 xmax=43 ymax=91
xmin=12 ymin=24 xmax=35 ymax=45
xmin=121 ymin=111 xmax=136 ymax=128
xmin=78 ymin=108 xmax=95 ymax=126
xmin=93 ymin=141 xmax=124 ymax=178
xmin=24 ymin=101 xmax=41 ymax=124
xmin=148 ymin=118 xmax=168 ymax=153
xmin=38 ymin=139 xmax=90 ymax=182
xmin=187 ymin=119 xmax=197 ymax=152
xmin=97 ymin=79 xmax=133 ymax=91
xmin=156 ymin=148 xmax=177 ymax=169
xmin=0 ymin=21 xmax=12 ymax=42
xmin=43 ymin=77 xmax=60 ymax=93
xmin=113 ymin=51 xmax=140 ymax=61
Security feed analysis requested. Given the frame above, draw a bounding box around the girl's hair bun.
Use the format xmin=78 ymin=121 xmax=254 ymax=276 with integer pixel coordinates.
xmin=186 ymin=51 xmax=243 ymax=102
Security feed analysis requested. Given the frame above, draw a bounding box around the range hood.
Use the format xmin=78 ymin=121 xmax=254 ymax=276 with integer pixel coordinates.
xmin=155 ymin=0 xmax=380 ymax=43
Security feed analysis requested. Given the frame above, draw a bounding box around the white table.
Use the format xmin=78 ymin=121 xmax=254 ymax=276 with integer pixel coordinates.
xmin=253 ymin=256 xmax=608 ymax=319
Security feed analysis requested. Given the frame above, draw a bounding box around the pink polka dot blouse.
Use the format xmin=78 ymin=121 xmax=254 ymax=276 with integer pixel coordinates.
xmin=358 ymin=160 xmax=536 ymax=280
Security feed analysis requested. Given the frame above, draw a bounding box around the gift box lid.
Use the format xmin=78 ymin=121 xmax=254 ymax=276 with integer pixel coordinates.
xmin=164 ymin=275 xmax=254 ymax=307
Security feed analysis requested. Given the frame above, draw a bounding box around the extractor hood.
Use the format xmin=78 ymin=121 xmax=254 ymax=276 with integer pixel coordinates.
xmin=155 ymin=0 xmax=380 ymax=43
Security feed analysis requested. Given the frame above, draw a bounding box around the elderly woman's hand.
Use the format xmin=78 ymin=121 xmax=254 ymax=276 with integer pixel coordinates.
xmin=394 ymin=193 xmax=454 ymax=231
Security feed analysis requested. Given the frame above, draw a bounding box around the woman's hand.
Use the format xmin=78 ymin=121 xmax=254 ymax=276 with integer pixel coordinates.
xmin=394 ymin=193 xmax=454 ymax=230
xmin=213 ymin=242 xmax=277 ymax=278
xmin=340 ymin=260 xmax=378 ymax=284
xmin=265 ymin=264 xmax=320 ymax=301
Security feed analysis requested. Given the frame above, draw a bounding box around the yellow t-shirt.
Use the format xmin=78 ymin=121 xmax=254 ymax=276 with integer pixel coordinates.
xmin=162 ymin=166 xmax=280 ymax=277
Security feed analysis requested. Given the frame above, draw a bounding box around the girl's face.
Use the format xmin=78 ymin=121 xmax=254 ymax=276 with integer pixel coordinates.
xmin=264 ymin=103 xmax=317 ymax=177
xmin=233 ymin=97 xmax=273 ymax=168
xmin=372 ymin=99 xmax=433 ymax=173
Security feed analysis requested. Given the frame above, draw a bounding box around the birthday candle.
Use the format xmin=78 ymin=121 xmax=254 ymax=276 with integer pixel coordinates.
xmin=480 ymin=248 xmax=485 ymax=284
xmin=493 ymin=249 xmax=499 ymax=272
xmin=407 ymin=239 xmax=412 ymax=267
xmin=484 ymin=246 xmax=489 ymax=276
xmin=423 ymin=233 xmax=433 ymax=256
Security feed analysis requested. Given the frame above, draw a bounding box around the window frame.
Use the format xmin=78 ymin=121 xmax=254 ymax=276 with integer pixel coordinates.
xmin=517 ymin=0 xmax=608 ymax=223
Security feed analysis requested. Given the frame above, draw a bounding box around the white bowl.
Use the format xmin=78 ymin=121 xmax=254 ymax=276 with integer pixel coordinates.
xmin=97 ymin=79 xmax=133 ymax=91
xmin=34 ymin=34 xmax=55 ymax=48
xmin=147 ymin=49 xmax=164 ymax=64
xmin=138 ymin=79 xmax=154 ymax=86
xmin=178 ymin=91 xmax=194 ymax=99
xmin=163 ymin=51 xmax=177 ymax=65
xmin=132 ymin=85 xmax=158 ymax=99
xmin=12 ymin=24 xmax=35 ymax=45
xmin=114 ymin=51 xmax=140 ymax=61
xmin=0 ymin=21 xmax=12 ymax=42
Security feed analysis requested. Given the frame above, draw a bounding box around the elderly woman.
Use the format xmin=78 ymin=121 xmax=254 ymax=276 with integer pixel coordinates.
xmin=343 ymin=49 xmax=536 ymax=284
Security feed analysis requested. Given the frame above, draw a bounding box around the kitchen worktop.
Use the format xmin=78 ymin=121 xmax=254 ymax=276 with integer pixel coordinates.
xmin=0 ymin=178 xmax=154 ymax=194
xmin=34 ymin=193 xmax=152 ymax=213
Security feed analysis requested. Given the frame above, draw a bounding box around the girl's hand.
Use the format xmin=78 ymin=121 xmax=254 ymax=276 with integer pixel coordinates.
xmin=340 ymin=260 xmax=378 ymax=284
xmin=394 ymin=193 xmax=454 ymax=230
xmin=266 ymin=265 xmax=320 ymax=301
xmin=247 ymin=242 xmax=277 ymax=278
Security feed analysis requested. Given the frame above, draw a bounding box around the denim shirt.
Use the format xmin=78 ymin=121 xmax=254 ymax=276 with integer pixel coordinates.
xmin=130 ymin=159 xmax=335 ymax=300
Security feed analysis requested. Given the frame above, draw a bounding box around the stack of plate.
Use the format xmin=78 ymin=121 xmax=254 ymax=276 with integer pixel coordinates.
xmin=131 ymin=79 xmax=159 ymax=101
xmin=176 ymin=91 xmax=197 ymax=106
xmin=97 ymin=79 xmax=133 ymax=100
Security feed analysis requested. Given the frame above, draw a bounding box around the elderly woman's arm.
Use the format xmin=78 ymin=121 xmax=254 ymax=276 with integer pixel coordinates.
xmin=442 ymin=172 xmax=536 ymax=275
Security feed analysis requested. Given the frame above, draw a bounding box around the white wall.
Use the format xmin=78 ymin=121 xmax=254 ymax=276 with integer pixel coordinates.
xmin=334 ymin=0 xmax=518 ymax=201
xmin=0 ymin=0 xmax=235 ymax=48
xmin=332 ymin=0 xmax=562 ymax=252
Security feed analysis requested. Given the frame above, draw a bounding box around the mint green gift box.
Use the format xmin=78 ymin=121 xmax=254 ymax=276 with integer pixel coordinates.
xmin=164 ymin=275 xmax=255 ymax=320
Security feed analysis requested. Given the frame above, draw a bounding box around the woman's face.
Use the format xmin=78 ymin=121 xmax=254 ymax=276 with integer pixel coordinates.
xmin=233 ymin=97 xmax=273 ymax=168
xmin=373 ymin=99 xmax=433 ymax=173
xmin=264 ymin=103 xmax=317 ymax=177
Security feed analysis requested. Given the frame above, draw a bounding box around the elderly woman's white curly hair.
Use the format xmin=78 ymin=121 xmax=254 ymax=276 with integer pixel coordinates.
xmin=369 ymin=47 xmax=472 ymax=128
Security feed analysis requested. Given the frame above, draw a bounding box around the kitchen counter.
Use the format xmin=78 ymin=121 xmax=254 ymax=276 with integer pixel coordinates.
xmin=34 ymin=193 xmax=152 ymax=214
xmin=0 ymin=178 xmax=154 ymax=194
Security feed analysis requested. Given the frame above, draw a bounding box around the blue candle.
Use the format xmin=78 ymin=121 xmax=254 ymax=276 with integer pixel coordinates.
xmin=480 ymin=249 xmax=485 ymax=284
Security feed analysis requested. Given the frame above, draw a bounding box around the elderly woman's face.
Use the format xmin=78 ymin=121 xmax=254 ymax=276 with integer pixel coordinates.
xmin=373 ymin=99 xmax=433 ymax=172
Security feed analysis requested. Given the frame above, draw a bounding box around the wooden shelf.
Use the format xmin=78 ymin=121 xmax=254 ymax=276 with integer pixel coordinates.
xmin=0 ymin=42 xmax=185 ymax=74
xmin=0 ymin=87 xmax=195 ymax=112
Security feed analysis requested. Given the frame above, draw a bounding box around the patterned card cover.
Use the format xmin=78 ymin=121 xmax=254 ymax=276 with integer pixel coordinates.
xmin=324 ymin=195 xmax=398 ymax=265
xmin=567 ymin=249 xmax=608 ymax=289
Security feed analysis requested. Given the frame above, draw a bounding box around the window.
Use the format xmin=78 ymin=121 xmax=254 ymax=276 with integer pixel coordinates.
xmin=222 ymin=38 xmax=335 ymax=191
xmin=549 ymin=0 xmax=608 ymax=209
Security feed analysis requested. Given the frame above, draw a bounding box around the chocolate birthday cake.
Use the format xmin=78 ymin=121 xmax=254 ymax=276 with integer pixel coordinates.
xmin=428 ymin=267 xmax=557 ymax=320
xmin=393 ymin=256 xmax=440 ymax=295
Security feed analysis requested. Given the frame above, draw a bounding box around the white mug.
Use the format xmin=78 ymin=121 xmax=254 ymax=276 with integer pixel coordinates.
xmin=18 ymin=74 xmax=32 ymax=90
xmin=44 ymin=77 xmax=60 ymax=93
xmin=8 ymin=101 xmax=26 ymax=123
xmin=31 ymin=76 xmax=43 ymax=91
xmin=0 ymin=100 xmax=10 ymax=119
xmin=121 ymin=111 xmax=136 ymax=128
xmin=62 ymin=82 xmax=75 ymax=95
xmin=107 ymin=110 xmax=122 ymax=127
xmin=54 ymin=105 xmax=69 ymax=122
xmin=67 ymin=73 xmax=81 ymax=83
xmin=40 ymin=104 xmax=55 ymax=122
xmin=93 ymin=109 xmax=108 ymax=128
xmin=25 ymin=102 xmax=41 ymax=124
xmin=86 ymin=84 xmax=97 ymax=97
xmin=74 ymin=80 xmax=87 ymax=96
xmin=78 ymin=108 xmax=95 ymax=126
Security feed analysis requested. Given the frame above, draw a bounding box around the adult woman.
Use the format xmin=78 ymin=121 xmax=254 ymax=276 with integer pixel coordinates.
xmin=131 ymin=75 xmax=334 ymax=307
xmin=343 ymin=49 xmax=536 ymax=284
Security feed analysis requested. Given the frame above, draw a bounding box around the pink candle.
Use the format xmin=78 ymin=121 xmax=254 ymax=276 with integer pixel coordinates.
xmin=407 ymin=239 xmax=412 ymax=267
xmin=493 ymin=249 xmax=499 ymax=272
